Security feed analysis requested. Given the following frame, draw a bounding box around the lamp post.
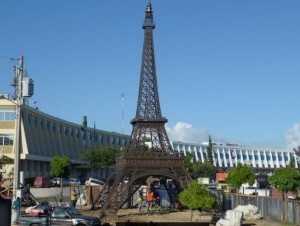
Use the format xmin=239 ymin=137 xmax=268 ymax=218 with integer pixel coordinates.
xmin=13 ymin=56 xmax=24 ymax=194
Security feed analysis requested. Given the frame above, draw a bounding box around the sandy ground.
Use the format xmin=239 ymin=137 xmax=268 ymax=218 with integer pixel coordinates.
xmin=77 ymin=205 xmax=287 ymax=226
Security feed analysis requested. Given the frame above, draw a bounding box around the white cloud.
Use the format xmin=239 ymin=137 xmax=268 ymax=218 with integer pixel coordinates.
xmin=166 ymin=122 xmax=209 ymax=143
xmin=167 ymin=121 xmax=292 ymax=149
xmin=285 ymin=123 xmax=300 ymax=149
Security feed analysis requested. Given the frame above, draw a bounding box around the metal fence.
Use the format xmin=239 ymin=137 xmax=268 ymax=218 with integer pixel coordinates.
xmin=223 ymin=193 xmax=300 ymax=224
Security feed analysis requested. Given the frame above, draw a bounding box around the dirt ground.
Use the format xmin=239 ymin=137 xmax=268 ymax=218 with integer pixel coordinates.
xmin=78 ymin=206 xmax=287 ymax=226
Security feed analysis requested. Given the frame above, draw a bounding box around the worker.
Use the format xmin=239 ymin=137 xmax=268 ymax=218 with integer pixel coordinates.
xmin=70 ymin=187 xmax=79 ymax=209
xmin=146 ymin=188 xmax=154 ymax=215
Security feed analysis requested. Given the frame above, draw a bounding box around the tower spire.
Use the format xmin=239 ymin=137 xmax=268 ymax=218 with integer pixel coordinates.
xmin=128 ymin=2 xmax=173 ymax=154
xmin=143 ymin=1 xmax=155 ymax=29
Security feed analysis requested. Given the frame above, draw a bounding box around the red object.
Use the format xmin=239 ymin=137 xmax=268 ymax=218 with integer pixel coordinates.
xmin=216 ymin=173 xmax=228 ymax=182
xmin=269 ymin=188 xmax=293 ymax=199
xmin=34 ymin=176 xmax=52 ymax=188
xmin=146 ymin=191 xmax=154 ymax=202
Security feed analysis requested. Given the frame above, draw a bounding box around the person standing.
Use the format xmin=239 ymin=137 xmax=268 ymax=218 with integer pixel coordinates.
xmin=146 ymin=188 xmax=154 ymax=215
xmin=137 ymin=191 xmax=143 ymax=213
xmin=70 ymin=188 xmax=78 ymax=209
xmin=12 ymin=197 xmax=21 ymax=224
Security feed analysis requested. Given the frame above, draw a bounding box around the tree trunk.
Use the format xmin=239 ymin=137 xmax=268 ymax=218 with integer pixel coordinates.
xmin=190 ymin=210 xmax=194 ymax=221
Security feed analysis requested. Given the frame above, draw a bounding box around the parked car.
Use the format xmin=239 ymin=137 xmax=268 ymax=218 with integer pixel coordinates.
xmin=68 ymin=178 xmax=81 ymax=186
xmin=19 ymin=205 xmax=101 ymax=226
xmin=34 ymin=176 xmax=52 ymax=188
xmin=51 ymin=178 xmax=68 ymax=187
xmin=85 ymin=178 xmax=105 ymax=186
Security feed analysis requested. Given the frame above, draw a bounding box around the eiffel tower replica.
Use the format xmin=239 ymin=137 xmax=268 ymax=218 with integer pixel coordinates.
xmin=94 ymin=2 xmax=191 ymax=215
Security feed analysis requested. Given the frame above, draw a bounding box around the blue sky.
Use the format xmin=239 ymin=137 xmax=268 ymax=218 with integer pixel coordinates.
xmin=1 ymin=0 xmax=300 ymax=149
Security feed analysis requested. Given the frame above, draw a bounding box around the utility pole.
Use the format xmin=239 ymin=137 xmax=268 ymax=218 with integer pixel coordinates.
xmin=13 ymin=56 xmax=24 ymax=194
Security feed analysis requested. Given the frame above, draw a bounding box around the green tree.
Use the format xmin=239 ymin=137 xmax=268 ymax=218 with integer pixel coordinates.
xmin=179 ymin=180 xmax=217 ymax=220
xmin=0 ymin=155 xmax=13 ymax=169
xmin=226 ymin=163 xmax=255 ymax=193
xmin=80 ymin=147 xmax=121 ymax=169
xmin=206 ymin=135 xmax=214 ymax=164
xmin=191 ymin=161 xmax=216 ymax=181
xmin=269 ymin=167 xmax=300 ymax=200
xmin=183 ymin=152 xmax=194 ymax=174
xmin=50 ymin=155 xmax=71 ymax=200
xmin=50 ymin=156 xmax=71 ymax=178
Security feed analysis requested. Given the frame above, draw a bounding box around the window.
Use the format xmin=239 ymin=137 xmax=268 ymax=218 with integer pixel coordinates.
xmin=0 ymin=110 xmax=16 ymax=121
xmin=4 ymin=135 xmax=13 ymax=145
xmin=51 ymin=207 xmax=68 ymax=218
xmin=0 ymin=134 xmax=14 ymax=146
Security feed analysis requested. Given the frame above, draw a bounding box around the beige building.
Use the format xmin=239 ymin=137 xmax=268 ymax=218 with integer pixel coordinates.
xmin=0 ymin=96 xmax=130 ymax=180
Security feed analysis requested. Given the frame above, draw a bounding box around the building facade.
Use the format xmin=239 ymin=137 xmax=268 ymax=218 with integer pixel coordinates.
xmin=0 ymin=97 xmax=130 ymax=179
xmin=172 ymin=141 xmax=297 ymax=174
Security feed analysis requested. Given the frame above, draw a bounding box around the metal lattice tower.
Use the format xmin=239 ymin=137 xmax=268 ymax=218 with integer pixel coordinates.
xmin=94 ymin=2 xmax=191 ymax=216
xmin=128 ymin=2 xmax=174 ymax=155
